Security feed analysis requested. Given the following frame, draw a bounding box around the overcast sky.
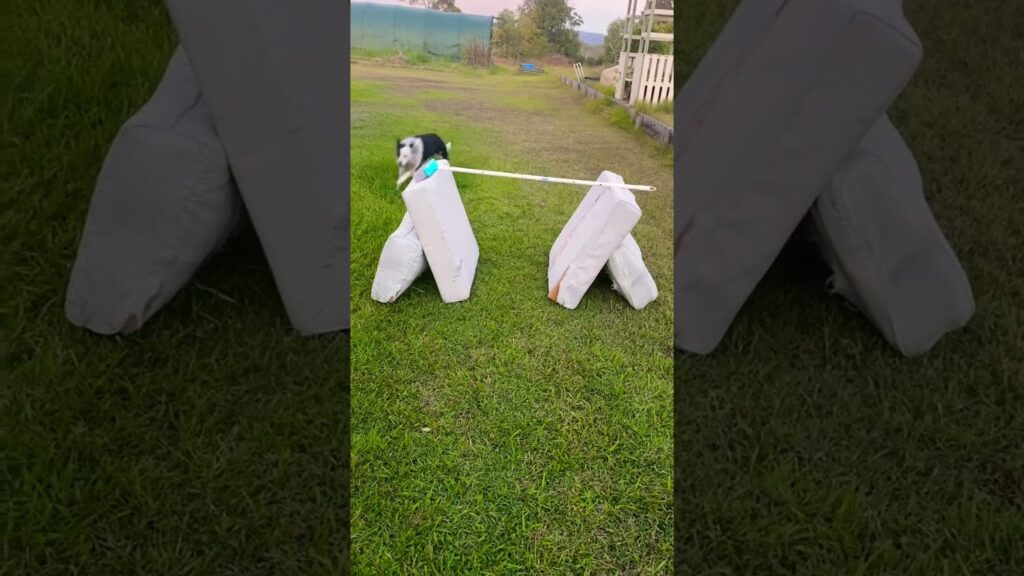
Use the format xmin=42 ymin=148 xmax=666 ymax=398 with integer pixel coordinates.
xmin=355 ymin=0 xmax=628 ymax=34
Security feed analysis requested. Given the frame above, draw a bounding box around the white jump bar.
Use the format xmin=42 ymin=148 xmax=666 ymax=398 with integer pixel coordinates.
xmin=423 ymin=160 xmax=657 ymax=192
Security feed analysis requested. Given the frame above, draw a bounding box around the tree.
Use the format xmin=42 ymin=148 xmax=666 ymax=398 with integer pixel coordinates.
xmin=518 ymin=0 xmax=582 ymax=58
xmin=604 ymin=18 xmax=626 ymax=63
xmin=516 ymin=9 xmax=552 ymax=59
xmin=401 ymin=0 xmax=461 ymax=13
xmin=649 ymin=21 xmax=674 ymax=55
xmin=491 ymin=9 xmax=547 ymax=59
xmin=605 ymin=17 xmax=673 ymax=60
xmin=492 ymin=9 xmax=520 ymax=58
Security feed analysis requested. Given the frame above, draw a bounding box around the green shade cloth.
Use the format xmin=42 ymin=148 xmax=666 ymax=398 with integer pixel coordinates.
xmin=350 ymin=2 xmax=492 ymax=59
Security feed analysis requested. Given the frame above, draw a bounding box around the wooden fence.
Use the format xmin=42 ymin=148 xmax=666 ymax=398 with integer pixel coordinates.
xmin=617 ymin=53 xmax=675 ymax=106
xmin=632 ymin=54 xmax=674 ymax=106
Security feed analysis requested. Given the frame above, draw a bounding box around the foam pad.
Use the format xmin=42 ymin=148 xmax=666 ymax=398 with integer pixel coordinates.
xmin=164 ymin=0 xmax=349 ymax=334
xmin=606 ymin=234 xmax=658 ymax=310
xmin=549 ymin=171 xmax=642 ymax=309
xmin=674 ymin=0 xmax=923 ymax=354
xmin=65 ymin=47 xmax=242 ymax=334
xmin=812 ymin=116 xmax=974 ymax=356
xmin=402 ymin=160 xmax=479 ymax=303
xmin=371 ymin=213 xmax=427 ymax=304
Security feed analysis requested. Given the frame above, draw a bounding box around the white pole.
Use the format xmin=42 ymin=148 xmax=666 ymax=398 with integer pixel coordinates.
xmin=433 ymin=164 xmax=657 ymax=192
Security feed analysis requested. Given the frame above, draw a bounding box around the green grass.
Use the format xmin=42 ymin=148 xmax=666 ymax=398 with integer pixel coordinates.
xmin=350 ymin=47 xmax=510 ymax=77
xmin=593 ymin=83 xmax=617 ymax=98
xmin=583 ymin=80 xmax=674 ymax=128
xmin=582 ymin=96 xmax=653 ymax=138
xmin=350 ymin=63 xmax=674 ymax=573
xmin=634 ymin=101 xmax=674 ymax=126
xmin=675 ymin=1 xmax=1024 ymax=574
xmin=4 ymin=1 xmax=348 ymax=574
xmin=351 ymin=47 xmax=438 ymax=67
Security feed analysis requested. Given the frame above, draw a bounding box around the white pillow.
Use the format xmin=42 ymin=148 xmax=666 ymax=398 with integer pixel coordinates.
xmin=549 ymin=171 xmax=641 ymax=309
xmin=402 ymin=160 xmax=479 ymax=303
xmin=164 ymin=0 xmax=349 ymax=333
xmin=675 ymin=0 xmax=923 ymax=354
xmin=606 ymin=234 xmax=658 ymax=310
xmin=65 ymin=47 xmax=241 ymax=334
xmin=371 ymin=213 xmax=427 ymax=304
xmin=812 ymin=116 xmax=974 ymax=356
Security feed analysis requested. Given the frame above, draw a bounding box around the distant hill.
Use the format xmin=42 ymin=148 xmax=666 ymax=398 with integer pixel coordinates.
xmin=578 ymin=31 xmax=605 ymax=46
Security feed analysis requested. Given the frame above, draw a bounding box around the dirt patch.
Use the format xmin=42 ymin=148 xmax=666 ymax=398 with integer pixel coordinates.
xmin=353 ymin=67 xmax=485 ymax=100
xmin=352 ymin=63 xmax=449 ymax=84
xmin=387 ymin=76 xmax=450 ymax=90
xmin=419 ymin=386 xmax=439 ymax=416
xmin=423 ymin=98 xmax=502 ymax=122
xmin=491 ymin=56 xmax=519 ymax=69
xmin=543 ymin=54 xmax=573 ymax=67
xmin=390 ymin=83 xmax=482 ymax=105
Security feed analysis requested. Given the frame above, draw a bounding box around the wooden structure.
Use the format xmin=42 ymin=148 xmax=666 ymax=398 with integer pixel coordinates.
xmin=615 ymin=0 xmax=674 ymax=106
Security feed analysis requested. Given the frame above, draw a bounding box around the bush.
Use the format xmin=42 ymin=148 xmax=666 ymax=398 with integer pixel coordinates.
xmin=461 ymin=38 xmax=490 ymax=67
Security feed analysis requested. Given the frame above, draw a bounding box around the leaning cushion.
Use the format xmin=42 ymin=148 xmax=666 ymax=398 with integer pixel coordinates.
xmin=65 ymin=47 xmax=241 ymax=334
xmin=674 ymin=0 xmax=923 ymax=354
xmin=812 ymin=115 xmax=974 ymax=356
xmin=606 ymin=234 xmax=658 ymax=310
xmin=402 ymin=160 xmax=479 ymax=303
xmin=164 ymin=0 xmax=349 ymax=333
xmin=371 ymin=213 xmax=427 ymax=304
xmin=549 ymin=171 xmax=642 ymax=309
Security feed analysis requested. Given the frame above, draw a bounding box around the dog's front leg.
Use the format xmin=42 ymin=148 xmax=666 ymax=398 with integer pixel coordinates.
xmin=396 ymin=170 xmax=413 ymax=190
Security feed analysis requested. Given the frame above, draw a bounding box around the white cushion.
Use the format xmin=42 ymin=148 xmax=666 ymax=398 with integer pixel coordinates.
xmin=65 ymin=47 xmax=241 ymax=335
xmin=606 ymin=234 xmax=658 ymax=310
xmin=674 ymin=0 xmax=923 ymax=354
xmin=164 ymin=0 xmax=349 ymax=333
xmin=812 ymin=116 xmax=974 ymax=356
xmin=402 ymin=160 xmax=479 ymax=303
xmin=549 ymin=171 xmax=642 ymax=309
xmin=371 ymin=213 xmax=427 ymax=304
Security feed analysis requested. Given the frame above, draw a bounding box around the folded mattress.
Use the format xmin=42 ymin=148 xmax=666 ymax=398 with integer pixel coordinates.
xmin=371 ymin=213 xmax=427 ymax=304
xmin=163 ymin=0 xmax=349 ymax=333
xmin=812 ymin=116 xmax=974 ymax=356
xmin=674 ymin=0 xmax=923 ymax=353
xmin=66 ymin=47 xmax=242 ymax=334
xmin=606 ymin=234 xmax=658 ymax=310
xmin=402 ymin=160 xmax=479 ymax=303
xmin=549 ymin=171 xmax=642 ymax=309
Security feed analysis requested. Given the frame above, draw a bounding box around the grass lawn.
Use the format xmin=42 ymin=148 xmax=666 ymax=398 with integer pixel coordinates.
xmin=580 ymin=79 xmax=674 ymax=128
xmin=349 ymin=63 xmax=674 ymax=572
xmin=5 ymin=1 xmax=348 ymax=574
xmin=675 ymin=1 xmax=1024 ymax=574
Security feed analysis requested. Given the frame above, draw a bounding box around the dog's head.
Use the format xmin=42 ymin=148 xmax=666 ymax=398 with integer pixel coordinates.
xmin=396 ymin=137 xmax=422 ymax=170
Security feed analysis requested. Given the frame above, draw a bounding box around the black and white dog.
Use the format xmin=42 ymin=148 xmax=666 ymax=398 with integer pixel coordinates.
xmin=396 ymin=134 xmax=451 ymax=189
